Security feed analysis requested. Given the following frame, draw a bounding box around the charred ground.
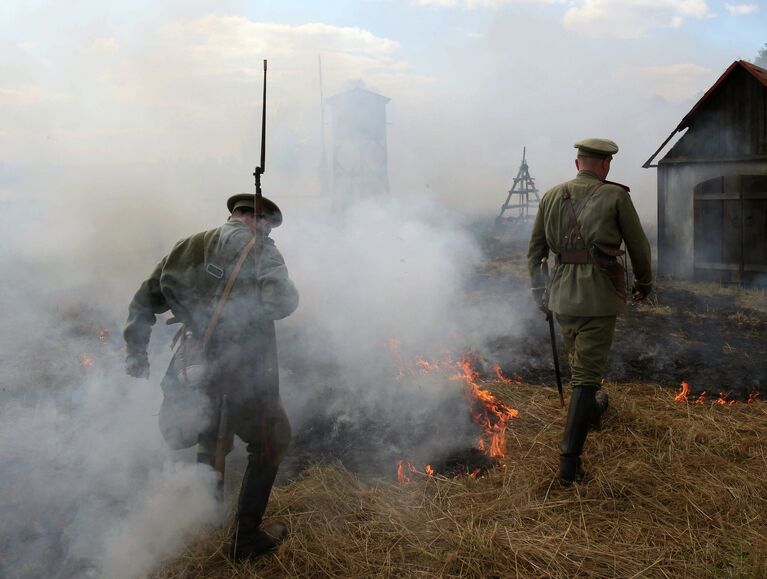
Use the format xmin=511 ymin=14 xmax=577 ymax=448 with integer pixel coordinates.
xmin=479 ymin=237 xmax=767 ymax=398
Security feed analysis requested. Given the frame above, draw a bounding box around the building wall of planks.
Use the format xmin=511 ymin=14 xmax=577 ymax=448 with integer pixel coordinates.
xmin=657 ymin=64 xmax=767 ymax=285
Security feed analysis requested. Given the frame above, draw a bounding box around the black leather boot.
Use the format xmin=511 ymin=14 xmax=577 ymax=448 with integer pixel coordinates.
xmin=231 ymin=460 xmax=285 ymax=561
xmin=589 ymin=389 xmax=609 ymax=431
xmin=559 ymin=386 xmax=596 ymax=486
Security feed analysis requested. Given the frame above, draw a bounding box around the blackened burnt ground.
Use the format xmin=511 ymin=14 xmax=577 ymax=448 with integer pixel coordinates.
xmin=479 ymin=239 xmax=767 ymax=398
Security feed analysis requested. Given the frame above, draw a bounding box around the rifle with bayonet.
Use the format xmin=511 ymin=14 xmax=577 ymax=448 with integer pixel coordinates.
xmin=540 ymin=257 xmax=565 ymax=409
xmin=212 ymin=59 xmax=270 ymax=497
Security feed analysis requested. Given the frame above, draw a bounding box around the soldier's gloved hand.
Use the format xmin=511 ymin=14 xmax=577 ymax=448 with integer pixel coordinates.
xmin=531 ymin=287 xmax=551 ymax=320
xmin=126 ymin=352 xmax=150 ymax=379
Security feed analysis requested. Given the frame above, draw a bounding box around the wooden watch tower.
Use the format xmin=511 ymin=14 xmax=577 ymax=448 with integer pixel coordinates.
xmin=495 ymin=148 xmax=540 ymax=230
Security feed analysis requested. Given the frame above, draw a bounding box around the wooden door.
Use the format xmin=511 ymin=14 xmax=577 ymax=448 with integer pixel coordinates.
xmin=694 ymin=174 xmax=767 ymax=284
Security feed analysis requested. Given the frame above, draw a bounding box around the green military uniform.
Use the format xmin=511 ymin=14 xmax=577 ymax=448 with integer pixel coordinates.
xmin=124 ymin=193 xmax=298 ymax=558
xmin=527 ymin=139 xmax=652 ymax=484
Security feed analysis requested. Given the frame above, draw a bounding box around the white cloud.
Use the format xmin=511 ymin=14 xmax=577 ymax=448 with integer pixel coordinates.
xmin=563 ymin=0 xmax=712 ymax=39
xmin=175 ymin=16 xmax=400 ymax=63
xmin=141 ymin=15 xmax=409 ymax=93
xmin=725 ymin=3 xmax=759 ymax=15
xmin=616 ymin=63 xmax=714 ymax=102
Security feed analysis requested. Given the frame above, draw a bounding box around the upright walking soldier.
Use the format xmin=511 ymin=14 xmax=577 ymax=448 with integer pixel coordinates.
xmin=528 ymin=138 xmax=653 ymax=485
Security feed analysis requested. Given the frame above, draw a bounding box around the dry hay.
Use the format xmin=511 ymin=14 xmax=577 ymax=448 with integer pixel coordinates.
xmin=155 ymin=381 xmax=767 ymax=578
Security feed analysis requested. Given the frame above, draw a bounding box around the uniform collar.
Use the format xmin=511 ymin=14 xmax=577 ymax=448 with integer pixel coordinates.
xmin=576 ymin=170 xmax=603 ymax=182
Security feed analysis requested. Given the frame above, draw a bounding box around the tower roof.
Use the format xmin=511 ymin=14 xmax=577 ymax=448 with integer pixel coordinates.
xmin=326 ymin=86 xmax=390 ymax=108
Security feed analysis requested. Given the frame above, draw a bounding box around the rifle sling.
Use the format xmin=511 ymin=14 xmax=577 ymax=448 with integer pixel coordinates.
xmin=201 ymin=236 xmax=257 ymax=350
xmin=170 ymin=236 xmax=257 ymax=350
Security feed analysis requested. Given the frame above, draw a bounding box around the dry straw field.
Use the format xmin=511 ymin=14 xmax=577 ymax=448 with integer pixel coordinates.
xmin=157 ymin=380 xmax=767 ymax=578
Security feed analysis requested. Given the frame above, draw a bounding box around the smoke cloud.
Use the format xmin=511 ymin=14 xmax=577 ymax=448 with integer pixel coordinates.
xmin=0 ymin=301 xmax=220 ymax=578
xmin=0 ymin=183 xmax=527 ymax=577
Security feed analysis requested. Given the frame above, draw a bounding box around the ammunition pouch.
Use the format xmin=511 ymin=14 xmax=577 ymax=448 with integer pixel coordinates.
xmin=590 ymin=243 xmax=626 ymax=301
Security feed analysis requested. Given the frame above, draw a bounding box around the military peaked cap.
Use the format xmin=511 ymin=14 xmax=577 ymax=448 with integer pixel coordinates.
xmin=226 ymin=193 xmax=283 ymax=227
xmin=574 ymin=138 xmax=619 ymax=158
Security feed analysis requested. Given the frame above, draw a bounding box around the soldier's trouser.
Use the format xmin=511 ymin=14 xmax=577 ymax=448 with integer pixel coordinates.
xmin=196 ymin=397 xmax=292 ymax=555
xmin=554 ymin=315 xmax=616 ymax=482
xmin=554 ymin=314 xmax=616 ymax=388
xmin=196 ymin=396 xmax=292 ymax=466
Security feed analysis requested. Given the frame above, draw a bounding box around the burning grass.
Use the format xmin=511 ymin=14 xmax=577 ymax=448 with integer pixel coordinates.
xmin=155 ymin=380 xmax=767 ymax=578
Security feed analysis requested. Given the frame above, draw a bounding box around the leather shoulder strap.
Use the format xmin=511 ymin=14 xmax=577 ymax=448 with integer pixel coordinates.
xmin=561 ymin=182 xmax=605 ymax=248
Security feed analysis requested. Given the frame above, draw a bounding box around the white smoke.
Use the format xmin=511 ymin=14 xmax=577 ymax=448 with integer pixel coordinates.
xmin=0 ymin=185 xmax=527 ymax=577
xmin=0 ymin=275 xmax=221 ymax=578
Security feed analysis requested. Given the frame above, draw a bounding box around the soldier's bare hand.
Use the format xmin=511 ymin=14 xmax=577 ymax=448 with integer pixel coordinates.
xmin=538 ymin=304 xmax=552 ymax=321
xmin=631 ymin=280 xmax=651 ymax=302
xmin=126 ymin=353 xmax=150 ymax=379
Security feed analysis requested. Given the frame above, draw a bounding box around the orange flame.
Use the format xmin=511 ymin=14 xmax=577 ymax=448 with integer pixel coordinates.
xmin=392 ymin=351 xmax=519 ymax=482
xmin=714 ymin=392 xmax=727 ymax=406
xmin=675 ymin=381 xmax=690 ymax=402
xmin=454 ymin=358 xmax=519 ymax=459
xmin=415 ymin=356 xmax=440 ymax=375
xmin=493 ymin=364 xmax=522 ymax=385
xmin=676 ymin=381 xmax=763 ymax=407
xmin=396 ymin=459 xmax=418 ymax=483
xmin=714 ymin=392 xmax=737 ymax=406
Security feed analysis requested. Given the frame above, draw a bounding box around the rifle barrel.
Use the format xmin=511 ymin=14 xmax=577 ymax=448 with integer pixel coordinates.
xmin=254 ymin=59 xmax=267 ymax=219
xmin=260 ymin=59 xmax=267 ymax=173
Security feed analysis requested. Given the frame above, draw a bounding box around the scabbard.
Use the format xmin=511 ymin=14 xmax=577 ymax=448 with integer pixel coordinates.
xmin=214 ymin=395 xmax=230 ymax=494
xmin=548 ymin=316 xmax=565 ymax=408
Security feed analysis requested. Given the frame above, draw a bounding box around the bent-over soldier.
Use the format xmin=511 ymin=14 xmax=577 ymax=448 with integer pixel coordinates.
xmin=124 ymin=193 xmax=299 ymax=559
xmin=527 ymin=139 xmax=652 ymax=485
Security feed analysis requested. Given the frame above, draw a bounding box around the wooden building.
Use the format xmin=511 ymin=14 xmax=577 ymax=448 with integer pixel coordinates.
xmin=326 ymin=86 xmax=390 ymax=213
xmin=644 ymin=60 xmax=767 ymax=285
